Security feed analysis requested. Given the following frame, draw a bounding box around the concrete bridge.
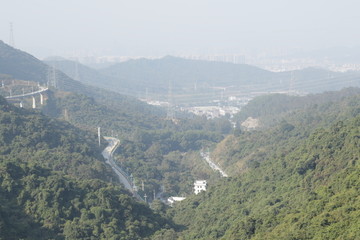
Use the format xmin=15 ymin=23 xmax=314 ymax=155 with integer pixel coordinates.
xmin=5 ymin=86 xmax=48 ymax=108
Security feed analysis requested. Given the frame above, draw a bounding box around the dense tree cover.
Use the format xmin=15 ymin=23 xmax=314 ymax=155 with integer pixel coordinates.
xmin=235 ymin=87 xmax=360 ymax=127
xmin=0 ymin=96 xmax=110 ymax=180
xmin=0 ymin=97 xmax=175 ymax=239
xmin=0 ymin=163 xmax=174 ymax=240
xmin=3 ymin=40 xmax=360 ymax=239
xmin=216 ymin=90 xmax=360 ymax=175
xmin=43 ymin=92 xmax=164 ymax=136
xmin=45 ymin=92 xmax=231 ymax=137
xmin=115 ymin=129 xmax=224 ymax=198
xmin=41 ymin=91 xmax=232 ymax=198
xmin=170 ymin=115 xmax=360 ymax=239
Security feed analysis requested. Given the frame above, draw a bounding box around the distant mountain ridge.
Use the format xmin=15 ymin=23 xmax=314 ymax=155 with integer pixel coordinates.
xmin=99 ymin=56 xmax=279 ymax=94
xmin=0 ymin=40 xmax=166 ymax=124
xmin=44 ymin=57 xmax=119 ymax=92
xmin=48 ymin=54 xmax=360 ymax=106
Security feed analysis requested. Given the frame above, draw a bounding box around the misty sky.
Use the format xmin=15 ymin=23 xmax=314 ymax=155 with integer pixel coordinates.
xmin=1 ymin=0 xmax=359 ymax=58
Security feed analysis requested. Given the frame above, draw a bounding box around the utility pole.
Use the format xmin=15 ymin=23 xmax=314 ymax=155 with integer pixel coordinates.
xmin=64 ymin=108 xmax=69 ymax=121
xmin=98 ymin=127 xmax=101 ymax=147
xmin=47 ymin=65 xmax=57 ymax=88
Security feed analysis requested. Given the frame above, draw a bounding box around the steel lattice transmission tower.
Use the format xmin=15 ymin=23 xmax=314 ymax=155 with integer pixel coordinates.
xmin=47 ymin=65 xmax=57 ymax=88
xmin=9 ymin=22 xmax=15 ymax=47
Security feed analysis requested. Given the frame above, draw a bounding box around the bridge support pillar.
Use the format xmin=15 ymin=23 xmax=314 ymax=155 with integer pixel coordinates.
xmin=32 ymin=96 xmax=36 ymax=109
xmin=40 ymin=93 xmax=44 ymax=105
xmin=19 ymin=101 xmax=23 ymax=108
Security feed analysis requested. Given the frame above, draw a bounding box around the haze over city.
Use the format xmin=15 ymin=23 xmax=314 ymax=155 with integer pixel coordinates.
xmin=1 ymin=1 xmax=360 ymax=239
xmin=1 ymin=0 xmax=360 ymax=60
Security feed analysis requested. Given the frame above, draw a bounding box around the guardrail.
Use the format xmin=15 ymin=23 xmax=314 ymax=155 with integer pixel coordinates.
xmin=5 ymin=87 xmax=49 ymax=99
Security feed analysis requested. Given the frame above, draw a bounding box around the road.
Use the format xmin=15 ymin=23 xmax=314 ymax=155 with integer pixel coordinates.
xmin=200 ymin=150 xmax=228 ymax=177
xmin=102 ymin=137 xmax=133 ymax=191
xmin=102 ymin=137 xmax=145 ymax=202
xmin=5 ymin=86 xmax=49 ymax=99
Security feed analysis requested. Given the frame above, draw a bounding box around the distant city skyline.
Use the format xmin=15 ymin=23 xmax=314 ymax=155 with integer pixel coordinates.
xmin=1 ymin=0 xmax=360 ymax=61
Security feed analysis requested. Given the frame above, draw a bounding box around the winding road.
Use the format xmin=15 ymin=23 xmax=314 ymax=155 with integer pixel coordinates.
xmin=200 ymin=150 xmax=228 ymax=177
xmin=102 ymin=137 xmax=141 ymax=197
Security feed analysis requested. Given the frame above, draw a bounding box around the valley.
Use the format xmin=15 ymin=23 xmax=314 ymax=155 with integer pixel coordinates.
xmin=0 ymin=40 xmax=359 ymax=239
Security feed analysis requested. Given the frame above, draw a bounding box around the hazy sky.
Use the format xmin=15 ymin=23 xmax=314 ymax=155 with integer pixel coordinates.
xmin=1 ymin=0 xmax=359 ymax=58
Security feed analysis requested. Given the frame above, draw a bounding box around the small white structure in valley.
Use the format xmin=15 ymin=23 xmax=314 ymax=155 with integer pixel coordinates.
xmin=194 ymin=180 xmax=207 ymax=195
xmin=167 ymin=196 xmax=186 ymax=207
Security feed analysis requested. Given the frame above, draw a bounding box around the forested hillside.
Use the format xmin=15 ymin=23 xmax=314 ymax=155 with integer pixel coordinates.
xmin=42 ymin=92 xmax=164 ymax=136
xmin=0 ymin=41 xmax=165 ymax=120
xmin=98 ymin=56 xmax=360 ymax=97
xmin=235 ymin=87 xmax=360 ymax=128
xmin=0 ymin=96 xmax=108 ymax=180
xmin=2 ymin=40 xmax=360 ymax=240
xmin=0 ymin=41 xmax=231 ymax=202
xmin=0 ymin=96 xmax=174 ymax=239
xmin=57 ymin=56 xmax=278 ymax=95
xmin=171 ymin=114 xmax=360 ymax=239
xmin=217 ymin=89 xmax=360 ymax=175
xmin=44 ymin=58 xmax=120 ymax=94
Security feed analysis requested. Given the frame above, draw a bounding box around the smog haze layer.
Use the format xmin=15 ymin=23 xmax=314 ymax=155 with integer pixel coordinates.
xmin=1 ymin=0 xmax=360 ymax=59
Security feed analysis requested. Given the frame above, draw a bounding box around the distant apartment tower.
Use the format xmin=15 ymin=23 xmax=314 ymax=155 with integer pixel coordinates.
xmin=194 ymin=180 xmax=207 ymax=195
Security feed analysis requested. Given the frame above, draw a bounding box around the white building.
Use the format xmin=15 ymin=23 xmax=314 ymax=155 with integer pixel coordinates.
xmin=167 ymin=196 xmax=186 ymax=207
xmin=194 ymin=180 xmax=207 ymax=195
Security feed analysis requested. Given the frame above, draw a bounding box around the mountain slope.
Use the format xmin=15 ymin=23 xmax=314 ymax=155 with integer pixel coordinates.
xmin=171 ymin=115 xmax=360 ymax=239
xmin=44 ymin=55 xmax=360 ymax=107
xmin=99 ymin=56 xmax=278 ymax=95
xmin=44 ymin=58 xmax=119 ymax=93
xmin=235 ymin=87 xmax=360 ymax=127
xmin=0 ymin=40 xmax=165 ymax=118
xmin=0 ymin=96 xmax=174 ymax=239
xmin=0 ymin=96 xmax=109 ymax=180
xmin=46 ymin=92 xmax=164 ymax=136
xmin=213 ymin=89 xmax=360 ymax=176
